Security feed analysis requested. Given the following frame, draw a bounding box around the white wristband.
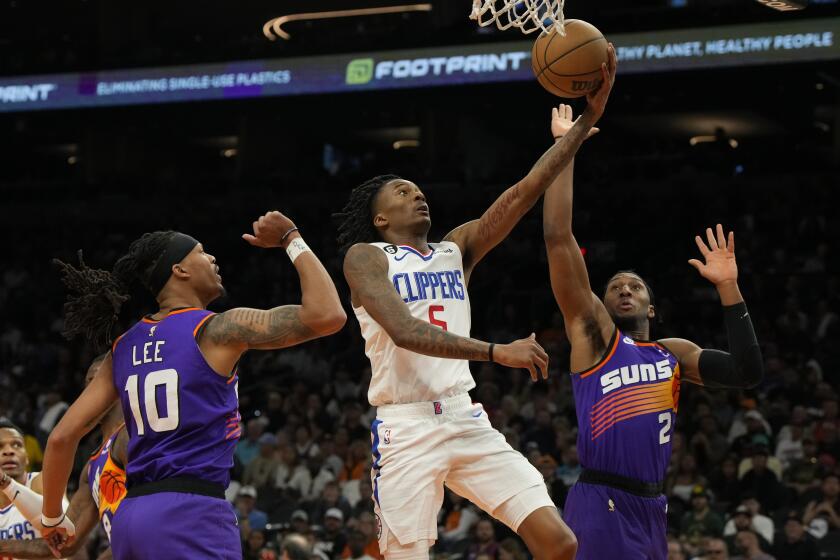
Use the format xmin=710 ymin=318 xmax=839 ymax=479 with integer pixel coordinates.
xmin=285 ymin=238 xmax=312 ymax=263
xmin=41 ymin=513 xmax=65 ymax=527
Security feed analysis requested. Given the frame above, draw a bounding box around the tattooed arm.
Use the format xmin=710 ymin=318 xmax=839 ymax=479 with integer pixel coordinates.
xmin=344 ymin=244 xmax=549 ymax=378
xmin=444 ymin=45 xmax=616 ymax=282
xmin=199 ymin=211 xmax=347 ymax=375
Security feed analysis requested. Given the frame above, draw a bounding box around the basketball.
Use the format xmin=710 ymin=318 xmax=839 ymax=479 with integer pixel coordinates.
xmin=531 ymin=20 xmax=609 ymax=98
xmin=101 ymin=470 xmax=126 ymax=503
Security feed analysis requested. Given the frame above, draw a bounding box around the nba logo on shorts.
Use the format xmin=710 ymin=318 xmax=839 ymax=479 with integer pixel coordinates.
xmin=434 ymin=401 xmax=443 ymax=415
xmin=384 ymin=429 xmax=391 ymax=444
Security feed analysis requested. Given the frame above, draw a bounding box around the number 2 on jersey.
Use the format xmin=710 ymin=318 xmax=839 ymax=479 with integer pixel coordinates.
xmin=428 ymin=305 xmax=448 ymax=331
xmin=658 ymin=412 xmax=672 ymax=444
xmin=125 ymin=369 xmax=180 ymax=436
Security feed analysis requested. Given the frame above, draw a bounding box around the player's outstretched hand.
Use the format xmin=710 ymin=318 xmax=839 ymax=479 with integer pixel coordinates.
xmin=494 ymin=333 xmax=549 ymax=381
xmin=41 ymin=515 xmax=76 ymax=559
xmin=688 ymin=224 xmax=738 ymax=287
xmin=585 ymin=42 xmax=617 ymax=119
xmin=243 ymin=210 xmax=299 ymax=249
xmin=551 ymin=104 xmax=599 ymax=140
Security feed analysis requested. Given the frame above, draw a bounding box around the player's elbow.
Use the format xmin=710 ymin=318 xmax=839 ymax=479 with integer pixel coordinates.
xmin=316 ymin=309 xmax=347 ymax=336
xmin=46 ymin=425 xmax=72 ymax=453
xmin=543 ymin=227 xmax=573 ymax=249
xmin=556 ymin=533 xmax=578 ymax=560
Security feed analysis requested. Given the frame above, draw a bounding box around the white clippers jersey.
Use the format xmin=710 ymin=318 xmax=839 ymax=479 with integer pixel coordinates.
xmin=354 ymin=241 xmax=476 ymax=406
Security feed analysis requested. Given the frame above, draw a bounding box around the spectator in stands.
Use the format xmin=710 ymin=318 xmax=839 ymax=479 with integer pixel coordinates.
xmin=731 ymin=410 xmax=773 ymax=458
xmin=466 ymin=519 xmax=499 ymax=560
xmin=245 ymin=530 xmax=268 ymax=560
xmin=709 ymin=455 xmax=743 ymax=509
xmin=668 ymin=454 xmax=708 ymax=505
xmin=770 ymin=511 xmax=819 ymax=560
xmin=339 ymin=440 xmax=369 ymax=483
xmin=295 ymin=424 xmax=321 ymax=460
xmin=784 ymin=438 xmax=821 ymax=495
xmin=535 ymin=454 xmax=567 ymax=508
xmin=313 ymin=508 xmax=348 ymax=560
xmin=556 ymin=444 xmax=581 ymax=488
xmin=667 ymin=535 xmax=686 ymax=560
xmin=237 ymin=486 xmax=269 ymax=542
xmin=691 ymin=415 xmax=730 ymax=468
xmin=244 ymin=433 xmax=282 ymax=489
xmin=282 ymin=533 xmax=313 ymax=560
xmin=803 ymin=473 xmax=840 ymax=531
xmin=739 ymin=447 xmax=784 ymax=512
xmin=731 ymin=530 xmax=775 ymax=560
xmin=342 ymin=512 xmax=381 ymax=560
xmin=299 ymin=452 xmax=336 ymax=501
xmin=701 ymin=537 xmax=730 ymax=559
xmin=345 ymin=530 xmax=376 ymax=560
xmin=438 ymin=491 xmax=479 ymax=549
xmin=238 ymin=419 xmax=266 ymax=468
xmin=724 ymin=506 xmax=772 ymax=555
xmin=276 ymin=444 xmax=310 ymax=497
xmin=307 ymin=480 xmax=352 ymax=525
xmin=498 ymin=538 xmax=526 ymax=560
xmin=681 ymin=486 xmax=725 ymax=545
xmin=290 ymin=509 xmax=311 ymax=535
xmin=351 ymin=478 xmax=374 ymax=518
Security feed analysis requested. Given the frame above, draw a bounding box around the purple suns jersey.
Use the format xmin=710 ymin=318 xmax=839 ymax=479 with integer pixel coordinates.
xmin=112 ymin=308 xmax=241 ymax=488
xmin=572 ymin=329 xmax=681 ymax=483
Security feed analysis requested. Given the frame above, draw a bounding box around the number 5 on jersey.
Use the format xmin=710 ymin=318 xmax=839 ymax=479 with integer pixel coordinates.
xmin=125 ymin=369 xmax=180 ymax=436
xmin=428 ymin=305 xmax=448 ymax=331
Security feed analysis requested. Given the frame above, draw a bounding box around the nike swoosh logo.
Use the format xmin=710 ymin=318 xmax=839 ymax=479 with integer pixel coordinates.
xmin=12 ymin=490 xmax=19 ymax=501
xmin=741 ymin=312 xmax=749 ymax=319
xmin=472 ymin=411 xmax=482 ymax=417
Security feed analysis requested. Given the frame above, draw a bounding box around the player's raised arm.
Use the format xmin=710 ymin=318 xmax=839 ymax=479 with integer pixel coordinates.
xmin=343 ymin=243 xmax=549 ymax=380
xmin=543 ymin=105 xmax=615 ymax=367
xmin=659 ymin=225 xmax=764 ymax=389
xmin=445 ymin=43 xmax=616 ymax=279
xmin=198 ymin=211 xmax=346 ymax=373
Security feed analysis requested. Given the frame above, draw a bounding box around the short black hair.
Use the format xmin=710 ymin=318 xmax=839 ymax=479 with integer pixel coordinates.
xmin=0 ymin=420 xmax=25 ymax=438
xmin=604 ymin=270 xmax=656 ymax=307
xmin=334 ymin=174 xmax=402 ymax=253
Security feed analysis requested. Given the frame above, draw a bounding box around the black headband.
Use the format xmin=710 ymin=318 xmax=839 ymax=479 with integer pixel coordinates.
xmin=147 ymin=233 xmax=199 ymax=296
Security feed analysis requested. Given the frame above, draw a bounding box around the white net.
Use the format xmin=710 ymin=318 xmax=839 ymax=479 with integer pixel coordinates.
xmin=470 ymin=0 xmax=565 ymax=35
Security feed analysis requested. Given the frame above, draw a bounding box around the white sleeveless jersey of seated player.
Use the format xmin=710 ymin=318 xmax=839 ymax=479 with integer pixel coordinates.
xmin=0 ymin=472 xmax=69 ymax=560
xmin=354 ymin=241 xmax=476 ymax=406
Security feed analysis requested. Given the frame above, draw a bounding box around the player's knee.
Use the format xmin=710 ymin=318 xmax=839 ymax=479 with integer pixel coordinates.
xmin=554 ymin=526 xmax=578 ymax=560
xmin=528 ymin=514 xmax=577 ymax=560
xmin=384 ymin=538 xmax=431 ymax=560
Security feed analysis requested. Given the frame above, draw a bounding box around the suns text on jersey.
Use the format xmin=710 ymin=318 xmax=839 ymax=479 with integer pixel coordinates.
xmin=392 ymin=270 xmax=465 ymax=303
xmin=600 ymin=360 xmax=674 ymax=394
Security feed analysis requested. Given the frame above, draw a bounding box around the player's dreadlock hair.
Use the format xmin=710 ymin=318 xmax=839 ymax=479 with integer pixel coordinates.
xmin=334 ymin=174 xmax=402 ymax=253
xmin=52 ymin=231 xmax=179 ymax=350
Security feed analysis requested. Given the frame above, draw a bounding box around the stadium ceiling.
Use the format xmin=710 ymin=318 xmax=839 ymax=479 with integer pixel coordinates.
xmin=0 ymin=0 xmax=838 ymax=78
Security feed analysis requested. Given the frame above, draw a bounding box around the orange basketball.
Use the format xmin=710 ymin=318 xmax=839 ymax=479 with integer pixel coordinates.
xmin=101 ymin=470 xmax=126 ymax=503
xmin=531 ymin=20 xmax=608 ymax=98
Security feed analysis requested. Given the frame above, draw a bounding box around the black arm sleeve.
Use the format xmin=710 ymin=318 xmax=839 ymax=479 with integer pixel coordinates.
xmin=697 ymin=301 xmax=764 ymax=389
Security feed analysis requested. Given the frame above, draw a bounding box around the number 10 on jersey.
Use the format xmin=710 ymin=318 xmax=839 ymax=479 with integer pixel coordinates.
xmin=125 ymin=369 xmax=180 ymax=435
